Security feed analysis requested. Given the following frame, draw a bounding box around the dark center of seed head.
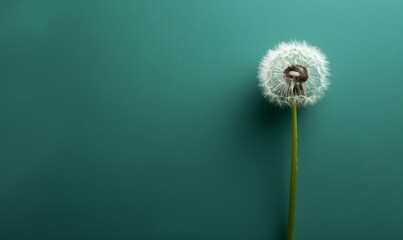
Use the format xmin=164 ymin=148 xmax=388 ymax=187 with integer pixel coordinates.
xmin=283 ymin=65 xmax=309 ymax=82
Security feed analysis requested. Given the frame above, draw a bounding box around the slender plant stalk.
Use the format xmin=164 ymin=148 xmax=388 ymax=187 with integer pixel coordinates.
xmin=287 ymin=101 xmax=298 ymax=240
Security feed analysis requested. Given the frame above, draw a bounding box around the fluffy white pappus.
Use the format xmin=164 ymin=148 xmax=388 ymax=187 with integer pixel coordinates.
xmin=258 ymin=41 xmax=330 ymax=108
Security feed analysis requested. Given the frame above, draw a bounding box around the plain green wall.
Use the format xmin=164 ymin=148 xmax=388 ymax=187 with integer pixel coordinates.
xmin=1 ymin=0 xmax=403 ymax=239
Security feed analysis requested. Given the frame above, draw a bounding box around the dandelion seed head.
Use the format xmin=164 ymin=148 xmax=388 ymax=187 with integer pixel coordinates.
xmin=258 ymin=41 xmax=330 ymax=108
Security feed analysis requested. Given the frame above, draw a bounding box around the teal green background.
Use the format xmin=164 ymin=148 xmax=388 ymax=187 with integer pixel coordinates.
xmin=1 ymin=0 xmax=403 ymax=239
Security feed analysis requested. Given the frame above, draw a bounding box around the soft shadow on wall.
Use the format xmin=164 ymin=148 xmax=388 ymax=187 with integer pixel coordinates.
xmin=231 ymin=71 xmax=292 ymax=240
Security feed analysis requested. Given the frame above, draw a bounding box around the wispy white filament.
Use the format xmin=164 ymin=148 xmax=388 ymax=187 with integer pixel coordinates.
xmin=258 ymin=41 xmax=330 ymax=108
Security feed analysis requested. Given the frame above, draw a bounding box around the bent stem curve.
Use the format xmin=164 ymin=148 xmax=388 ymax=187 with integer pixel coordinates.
xmin=287 ymin=101 xmax=298 ymax=240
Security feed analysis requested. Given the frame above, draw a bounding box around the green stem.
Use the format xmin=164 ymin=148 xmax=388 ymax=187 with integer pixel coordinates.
xmin=287 ymin=101 xmax=298 ymax=240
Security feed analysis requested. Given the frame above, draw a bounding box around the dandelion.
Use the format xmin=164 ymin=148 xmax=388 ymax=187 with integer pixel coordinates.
xmin=258 ymin=41 xmax=330 ymax=240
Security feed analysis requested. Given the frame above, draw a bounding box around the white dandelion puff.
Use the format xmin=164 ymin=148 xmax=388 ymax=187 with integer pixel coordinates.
xmin=258 ymin=41 xmax=330 ymax=108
